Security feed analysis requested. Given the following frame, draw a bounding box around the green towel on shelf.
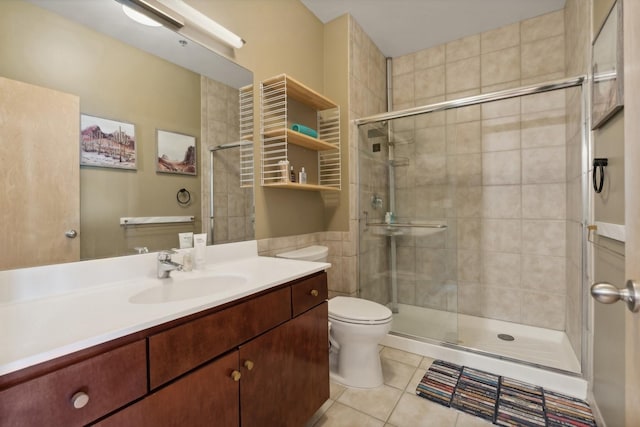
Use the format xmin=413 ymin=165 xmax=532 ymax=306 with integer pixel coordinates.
xmin=291 ymin=123 xmax=318 ymax=138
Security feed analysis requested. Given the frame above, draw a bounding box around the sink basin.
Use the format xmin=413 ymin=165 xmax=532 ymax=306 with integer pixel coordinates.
xmin=129 ymin=274 xmax=248 ymax=304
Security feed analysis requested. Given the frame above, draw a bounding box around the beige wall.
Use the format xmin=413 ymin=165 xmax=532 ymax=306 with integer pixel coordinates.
xmin=189 ymin=0 xmax=352 ymax=239
xmin=0 ymin=1 xmax=201 ymax=260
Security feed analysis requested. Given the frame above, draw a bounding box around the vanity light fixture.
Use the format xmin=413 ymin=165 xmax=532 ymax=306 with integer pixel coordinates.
xmin=121 ymin=4 xmax=162 ymax=27
xmin=157 ymin=0 xmax=245 ymax=49
xmin=116 ymin=0 xmax=245 ymax=50
xmin=116 ymin=0 xmax=184 ymax=31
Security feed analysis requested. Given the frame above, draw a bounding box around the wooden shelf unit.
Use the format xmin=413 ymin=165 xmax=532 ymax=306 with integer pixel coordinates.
xmin=260 ymin=74 xmax=340 ymax=191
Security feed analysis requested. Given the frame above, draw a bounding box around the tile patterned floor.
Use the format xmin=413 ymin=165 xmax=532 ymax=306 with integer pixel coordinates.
xmin=306 ymin=346 xmax=493 ymax=427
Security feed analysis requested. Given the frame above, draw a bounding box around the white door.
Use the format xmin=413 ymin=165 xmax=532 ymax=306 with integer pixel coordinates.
xmin=0 ymin=77 xmax=80 ymax=270
xmin=624 ymin=1 xmax=640 ymax=424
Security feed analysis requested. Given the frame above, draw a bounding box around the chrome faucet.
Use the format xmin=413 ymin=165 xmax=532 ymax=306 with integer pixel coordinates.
xmin=157 ymin=250 xmax=183 ymax=279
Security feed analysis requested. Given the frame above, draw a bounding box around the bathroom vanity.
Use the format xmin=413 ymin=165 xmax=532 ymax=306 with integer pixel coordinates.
xmin=0 ymin=242 xmax=330 ymax=426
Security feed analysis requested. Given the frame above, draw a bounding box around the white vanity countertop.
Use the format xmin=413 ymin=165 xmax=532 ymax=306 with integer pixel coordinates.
xmin=0 ymin=241 xmax=330 ymax=376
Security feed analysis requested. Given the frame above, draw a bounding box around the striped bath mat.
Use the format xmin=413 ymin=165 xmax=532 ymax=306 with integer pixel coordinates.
xmin=416 ymin=360 xmax=596 ymax=427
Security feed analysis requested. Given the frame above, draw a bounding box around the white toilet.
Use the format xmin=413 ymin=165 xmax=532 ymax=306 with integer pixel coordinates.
xmin=276 ymin=245 xmax=393 ymax=389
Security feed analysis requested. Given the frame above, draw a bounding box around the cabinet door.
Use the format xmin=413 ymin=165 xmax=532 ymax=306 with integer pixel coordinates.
xmin=94 ymin=351 xmax=240 ymax=427
xmin=239 ymin=302 xmax=329 ymax=427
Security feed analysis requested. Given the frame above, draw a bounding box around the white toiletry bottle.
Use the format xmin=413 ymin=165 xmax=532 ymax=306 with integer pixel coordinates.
xmin=299 ymin=167 xmax=307 ymax=184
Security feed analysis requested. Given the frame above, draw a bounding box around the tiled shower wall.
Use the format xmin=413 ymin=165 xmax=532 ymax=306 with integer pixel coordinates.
xmin=381 ymin=10 xmax=572 ymax=330
xmin=201 ymin=77 xmax=254 ymax=245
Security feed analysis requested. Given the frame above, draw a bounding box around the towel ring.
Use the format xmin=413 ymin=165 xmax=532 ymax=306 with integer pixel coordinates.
xmin=177 ymin=188 xmax=191 ymax=206
xmin=593 ymin=158 xmax=608 ymax=194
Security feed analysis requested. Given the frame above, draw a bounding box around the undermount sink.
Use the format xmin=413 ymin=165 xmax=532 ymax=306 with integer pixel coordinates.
xmin=129 ymin=274 xmax=248 ymax=304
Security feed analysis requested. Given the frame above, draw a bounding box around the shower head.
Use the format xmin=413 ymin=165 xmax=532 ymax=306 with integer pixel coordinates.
xmin=366 ymin=121 xmax=387 ymax=138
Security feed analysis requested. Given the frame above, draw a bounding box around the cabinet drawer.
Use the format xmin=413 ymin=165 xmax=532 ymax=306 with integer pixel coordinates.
xmin=149 ymin=286 xmax=291 ymax=389
xmin=291 ymin=272 xmax=327 ymax=317
xmin=0 ymin=340 xmax=146 ymax=427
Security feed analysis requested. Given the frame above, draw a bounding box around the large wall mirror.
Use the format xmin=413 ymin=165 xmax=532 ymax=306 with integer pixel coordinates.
xmin=0 ymin=0 xmax=254 ymax=271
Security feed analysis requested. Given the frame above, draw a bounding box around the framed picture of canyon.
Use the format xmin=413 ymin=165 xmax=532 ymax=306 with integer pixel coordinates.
xmin=591 ymin=0 xmax=623 ymax=130
xmin=156 ymin=129 xmax=197 ymax=175
xmin=80 ymin=114 xmax=137 ymax=170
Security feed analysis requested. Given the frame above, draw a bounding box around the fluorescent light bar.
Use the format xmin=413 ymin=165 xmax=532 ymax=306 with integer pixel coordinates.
xmin=157 ymin=0 xmax=245 ymax=49
xmin=115 ymin=0 xmax=184 ymax=31
xmin=121 ymin=5 xmax=162 ymax=27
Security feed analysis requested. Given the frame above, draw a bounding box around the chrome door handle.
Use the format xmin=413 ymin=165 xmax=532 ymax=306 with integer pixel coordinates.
xmin=65 ymin=229 xmax=78 ymax=238
xmin=591 ymin=280 xmax=640 ymax=313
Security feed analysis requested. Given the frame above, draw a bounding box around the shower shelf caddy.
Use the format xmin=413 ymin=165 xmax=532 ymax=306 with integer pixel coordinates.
xmin=239 ymin=83 xmax=254 ymax=188
xmin=260 ymin=74 xmax=341 ymax=191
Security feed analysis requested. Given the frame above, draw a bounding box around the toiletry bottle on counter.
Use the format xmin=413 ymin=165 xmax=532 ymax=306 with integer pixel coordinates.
xmin=193 ymin=233 xmax=207 ymax=269
xmin=290 ymin=166 xmax=296 ymax=182
xmin=298 ymin=167 xmax=307 ymax=184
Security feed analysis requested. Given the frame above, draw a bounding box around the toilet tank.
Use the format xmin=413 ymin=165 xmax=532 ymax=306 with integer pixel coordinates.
xmin=276 ymin=245 xmax=328 ymax=262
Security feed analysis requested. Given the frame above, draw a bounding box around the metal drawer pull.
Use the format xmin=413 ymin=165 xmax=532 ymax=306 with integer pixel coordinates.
xmin=71 ymin=391 xmax=89 ymax=409
xmin=244 ymin=360 xmax=254 ymax=371
xmin=231 ymin=370 xmax=242 ymax=382
xmin=591 ymin=280 xmax=640 ymax=312
xmin=310 ymin=289 xmax=319 ymax=297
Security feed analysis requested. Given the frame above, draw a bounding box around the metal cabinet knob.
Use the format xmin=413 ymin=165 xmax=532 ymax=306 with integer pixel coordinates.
xmin=231 ymin=370 xmax=242 ymax=382
xmin=310 ymin=289 xmax=319 ymax=297
xmin=65 ymin=229 xmax=78 ymax=238
xmin=71 ymin=391 xmax=89 ymax=409
xmin=244 ymin=360 xmax=254 ymax=371
xmin=591 ymin=280 xmax=640 ymax=313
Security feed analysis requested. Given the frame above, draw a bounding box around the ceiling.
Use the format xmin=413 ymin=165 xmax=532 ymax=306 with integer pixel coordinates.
xmin=301 ymin=0 xmax=566 ymax=57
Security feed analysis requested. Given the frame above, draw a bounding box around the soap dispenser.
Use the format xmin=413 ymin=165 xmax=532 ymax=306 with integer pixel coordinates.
xmin=298 ymin=167 xmax=307 ymax=184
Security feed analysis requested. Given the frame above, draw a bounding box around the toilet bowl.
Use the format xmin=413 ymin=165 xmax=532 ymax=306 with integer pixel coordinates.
xmin=276 ymin=245 xmax=393 ymax=388
xmin=328 ymin=296 xmax=392 ymax=388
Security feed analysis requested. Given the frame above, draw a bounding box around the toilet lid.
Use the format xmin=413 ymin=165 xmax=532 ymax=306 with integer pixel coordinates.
xmin=328 ymin=296 xmax=393 ymax=324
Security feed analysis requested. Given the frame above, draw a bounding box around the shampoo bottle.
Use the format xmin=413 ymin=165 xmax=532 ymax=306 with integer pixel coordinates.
xmin=193 ymin=233 xmax=207 ymax=269
xmin=298 ymin=167 xmax=307 ymax=184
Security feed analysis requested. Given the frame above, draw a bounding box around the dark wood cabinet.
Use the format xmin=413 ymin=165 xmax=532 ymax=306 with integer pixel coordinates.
xmin=94 ymin=351 xmax=240 ymax=427
xmin=240 ymin=302 xmax=329 ymax=427
xmin=1 ymin=272 xmax=328 ymax=427
xmin=0 ymin=340 xmax=146 ymax=427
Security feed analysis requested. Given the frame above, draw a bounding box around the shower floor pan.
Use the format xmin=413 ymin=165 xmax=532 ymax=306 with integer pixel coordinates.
xmin=388 ymin=303 xmax=580 ymax=373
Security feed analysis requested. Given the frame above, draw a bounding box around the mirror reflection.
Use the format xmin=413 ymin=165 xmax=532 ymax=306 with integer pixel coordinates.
xmin=0 ymin=0 xmax=254 ymax=271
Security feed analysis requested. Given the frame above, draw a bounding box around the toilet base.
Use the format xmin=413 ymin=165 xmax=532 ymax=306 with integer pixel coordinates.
xmin=329 ymin=339 xmax=385 ymax=389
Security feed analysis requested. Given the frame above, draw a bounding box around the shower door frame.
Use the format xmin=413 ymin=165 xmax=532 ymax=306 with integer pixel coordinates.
xmin=355 ymin=75 xmax=591 ymax=376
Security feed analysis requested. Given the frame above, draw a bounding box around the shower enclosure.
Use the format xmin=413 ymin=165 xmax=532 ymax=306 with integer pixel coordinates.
xmin=356 ymin=77 xmax=588 ymax=375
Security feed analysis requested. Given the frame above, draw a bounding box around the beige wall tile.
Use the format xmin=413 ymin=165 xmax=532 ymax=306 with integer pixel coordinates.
xmin=521 ymin=110 xmax=567 ymax=149
xmin=521 ymin=254 xmax=566 ymax=293
xmin=522 ymin=219 xmax=566 ymax=256
xmin=415 ymin=126 xmax=446 ymax=155
xmin=457 ymin=218 xmax=482 ymax=250
xmin=482 ymin=285 xmax=522 ymax=322
xmin=522 ymin=146 xmax=566 ymax=184
xmin=521 ymin=10 xmax=565 ymax=43
xmin=415 ymin=44 xmax=445 ymax=69
xmin=392 ymin=73 xmax=415 ymax=106
xmin=456 ymin=186 xmax=483 ymax=218
xmin=521 ymin=291 xmax=566 ymax=330
xmin=457 ymin=250 xmax=481 ymax=282
xmin=481 ymin=46 xmax=520 ymax=87
xmin=482 ymin=115 xmax=521 ymax=152
xmin=453 ymin=153 xmax=482 ymax=186
xmin=449 ymin=121 xmax=481 ymax=154
xmin=522 ymin=183 xmax=566 ymax=219
xmin=415 ymin=154 xmax=447 ymax=185
xmin=482 ymin=219 xmax=521 ymax=253
xmin=393 ymin=53 xmax=414 ymax=76
xmin=481 ymin=22 xmax=520 ymax=53
xmin=521 ymin=35 xmax=565 ymax=79
xmin=482 ymin=185 xmax=522 ymax=219
xmin=482 ymin=150 xmax=521 ymax=185
xmin=482 ymin=97 xmax=521 ymax=119
xmin=446 ymin=34 xmax=481 ymax=62
xmin=482 ymin=251 xmax=521 ymax=288
xmin=522 ymin=90 xmax=566 ymax=113
xmin=415 ymin=65 xmax=445 ymax=99
xmin=446 ymin=57 xmax=481 ymax=93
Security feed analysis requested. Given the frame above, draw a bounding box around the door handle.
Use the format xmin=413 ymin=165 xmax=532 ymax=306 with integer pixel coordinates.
xmin=65 ymin=229 xmax=78 ymax=238
xmin=590 ymin=280 xmax=640 ymax=313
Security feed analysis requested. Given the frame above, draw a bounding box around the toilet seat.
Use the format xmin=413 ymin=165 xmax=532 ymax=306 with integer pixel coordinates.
xmin=328 ymin=296 xmax=393 ymax=325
